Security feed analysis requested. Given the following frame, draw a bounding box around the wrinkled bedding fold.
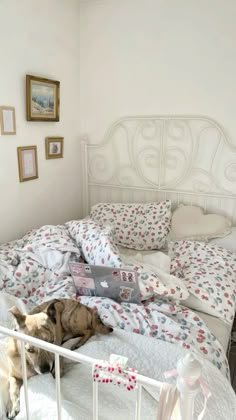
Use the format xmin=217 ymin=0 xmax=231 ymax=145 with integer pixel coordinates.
xmin=0 ymin=224 xmax=232 ymax=379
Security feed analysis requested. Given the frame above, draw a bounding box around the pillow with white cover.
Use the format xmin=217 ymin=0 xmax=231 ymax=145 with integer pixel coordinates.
xmin=170 ymin=205 xmax=232 ymax=241
xmin=209 ymin=227 xmax=236 ymax=253
xmin=66 ymin=219 xmax=123 ymax=267
xmin=90 ymin=201 xmax=172 ymax=251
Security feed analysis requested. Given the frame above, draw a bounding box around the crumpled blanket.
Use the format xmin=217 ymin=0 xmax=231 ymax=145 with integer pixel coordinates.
xmin=0 ymin=225 xmax=231 ymax=378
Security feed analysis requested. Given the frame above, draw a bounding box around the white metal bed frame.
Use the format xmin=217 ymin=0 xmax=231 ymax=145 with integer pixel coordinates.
xmin=0 ymin=324 xmax=204 ymax=420
xmin=81 ymin=115 xmax=236 ymax=223
xmin=0 ymin=115 xmax=235 ymax=419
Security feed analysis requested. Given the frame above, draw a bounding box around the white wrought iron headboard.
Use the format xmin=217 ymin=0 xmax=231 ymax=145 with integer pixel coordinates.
xmin=81 ymin=115 xmax=236 ymax=224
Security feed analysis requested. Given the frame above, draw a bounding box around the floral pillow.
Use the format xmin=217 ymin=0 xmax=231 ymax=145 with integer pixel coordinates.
xmin=90 ymin=201 xmax=172 ymax=251
xmin=169 ymin=240 xmax=236 ymax=323
xmin=65 ymin=219 xmax=123 ymax=268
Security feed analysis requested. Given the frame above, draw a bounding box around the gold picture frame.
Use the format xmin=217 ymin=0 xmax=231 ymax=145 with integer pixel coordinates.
xmin=45 ymin=137 xmax=64 ymax=159
xmin=26 ymin=75 xmax=60 ymax=121
xmin=17 ymin=146 xmax=38 ymax=182
xmin=0 ymin=106 xmax=16 ymax=134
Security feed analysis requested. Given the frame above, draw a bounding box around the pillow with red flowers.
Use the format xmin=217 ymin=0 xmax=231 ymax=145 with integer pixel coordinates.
xmin=90 ymin=201 xmax=171 ymax=251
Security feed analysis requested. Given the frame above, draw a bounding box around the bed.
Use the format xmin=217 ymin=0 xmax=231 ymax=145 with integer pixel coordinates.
xmin=0 ymin=115 xmax=236 ymax=419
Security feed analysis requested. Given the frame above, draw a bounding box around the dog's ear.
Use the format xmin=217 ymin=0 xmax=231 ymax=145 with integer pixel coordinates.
xmin=9 ymin=306 xmax=26 ymax=327
xmin=47 ymin=300 xmax=64 ymax=324
xmin=47 ymin=302 xmax=57 ymax=324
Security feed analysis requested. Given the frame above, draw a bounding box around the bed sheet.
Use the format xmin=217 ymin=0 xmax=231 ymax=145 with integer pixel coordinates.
xmin=209 ymin=226 xmax=236 ymax=253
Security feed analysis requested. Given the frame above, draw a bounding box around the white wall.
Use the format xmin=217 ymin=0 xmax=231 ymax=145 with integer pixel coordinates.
xmin=79 ymin=0 xmax=236 ymax=143
xmin=1 ymin=0 xmax=236 ymax=243
xmin=0 ymin=0 xmax=81 ymax=243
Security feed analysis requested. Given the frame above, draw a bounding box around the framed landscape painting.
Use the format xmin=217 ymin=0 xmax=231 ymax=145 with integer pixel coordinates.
xmin=26 ymin=75 xmax=60 ymax=121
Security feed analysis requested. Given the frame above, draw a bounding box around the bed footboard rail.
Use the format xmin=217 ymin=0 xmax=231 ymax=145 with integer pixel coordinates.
xmin=0 ymin=325 xmax=204 ymax=420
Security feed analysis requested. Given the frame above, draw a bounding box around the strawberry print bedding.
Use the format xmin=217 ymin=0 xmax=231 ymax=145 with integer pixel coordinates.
xmin=169 ymin=241 xmax=236 ymax=324
xmin=66 ymin=219 xmax=189 ymax=302
xmin=77 ymin=295 xmax=229 ymax=378
xmin=0 ymin=224 xmax=230 ymax=380
xmin=90 ymin=201 xmax=171 ymax=250
xmin=0 ymin=225 xmax=78 ymax=307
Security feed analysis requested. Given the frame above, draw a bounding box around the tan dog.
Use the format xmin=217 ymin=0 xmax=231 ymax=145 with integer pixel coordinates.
xmin=5 ymin=298 xmax=113 ymax=419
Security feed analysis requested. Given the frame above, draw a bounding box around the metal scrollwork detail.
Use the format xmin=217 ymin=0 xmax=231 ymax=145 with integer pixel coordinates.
xmin=225 ymin=162 xmax=236 ymax=182
xmin=89 ymin=153 xmax=111 ymax=183
xmin=167 ymin=121 xmax=186 ymax=141
xmin=140 ymin=121 xmax=161 ymax=141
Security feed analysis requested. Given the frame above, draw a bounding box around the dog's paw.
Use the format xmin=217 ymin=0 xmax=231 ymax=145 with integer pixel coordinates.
xmin=6 ymin=400 xmax=20 ymax=419
xmin=51 ymin=361 xmax=64 ymax=379
xmin=70 ymin=343 xmax=79 ymax=351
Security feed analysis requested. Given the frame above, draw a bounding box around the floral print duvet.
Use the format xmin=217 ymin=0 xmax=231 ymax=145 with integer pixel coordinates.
xmin=170 ymin=240 xmax=236 ymax=324
xmin=0 ymin=224 xmax=232 ymax=379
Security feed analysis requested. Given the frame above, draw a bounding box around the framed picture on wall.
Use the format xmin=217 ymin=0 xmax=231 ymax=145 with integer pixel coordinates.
xmin=17 ymin=146 xmax=38 ymax=182
xmin=45 ymin=137 xmax=64 ymax=159
xmin=0 ymin=106 xmax=16 ymax=134
xmin=26 ymin=75 xmax=60 ymax=121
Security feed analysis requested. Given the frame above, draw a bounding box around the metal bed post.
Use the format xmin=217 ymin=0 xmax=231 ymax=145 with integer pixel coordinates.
xmin=81 ymin=135 xmax=89 ymax=217
xmin=177 ymin=353 xmax=202 ymax=420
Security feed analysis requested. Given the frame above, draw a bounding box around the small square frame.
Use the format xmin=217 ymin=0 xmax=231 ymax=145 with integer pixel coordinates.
xmin=26 ymin=74 xmax=60 ymax=121
xmin=45 ymin=137 xmax=64 ymax=159
xmin=0 ymin=106 xmax=16 ymax=135
xmin=17 ymin=146 xmax=38 ymax=182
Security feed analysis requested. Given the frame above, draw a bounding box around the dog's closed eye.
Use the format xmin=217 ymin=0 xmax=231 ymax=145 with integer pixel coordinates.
xmin=26 ymin=346 xmax=35 ymax=354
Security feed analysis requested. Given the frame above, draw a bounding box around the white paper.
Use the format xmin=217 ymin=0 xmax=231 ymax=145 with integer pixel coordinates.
xmin=23 ymin=151 xmax=34 ymax=177
xmin=2 ymin=109 xmax=14 ymax=133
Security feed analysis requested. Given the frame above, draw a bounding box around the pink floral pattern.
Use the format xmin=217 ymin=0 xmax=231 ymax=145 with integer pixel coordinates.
xmin=170 ymin=240 xmax=236 ymax=323
xmin=20 ymin=224 xmax=80 ymax=253
xmin=0 ymin=225 xmax=77 ymax=308
xmin=77 ymin=295 xmax=229 ymax=378
xmin=90 ymin=201 xmax=171 ymax=250
xmin=0 ymin=225 xmax=230 ymax=380
xmin=66 ymin=219 xmax=123 ymax=267
xmin=93 ymin=361 xmax=138 ymax=391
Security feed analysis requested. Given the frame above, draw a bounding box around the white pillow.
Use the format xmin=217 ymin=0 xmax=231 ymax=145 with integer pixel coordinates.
xmin=90 ymin=201 xmax=172 ymax=251
xmin=170 ymin=205 xmax=232 ymax=241
xmin=209 ymin=227 xmax=236 ymax=252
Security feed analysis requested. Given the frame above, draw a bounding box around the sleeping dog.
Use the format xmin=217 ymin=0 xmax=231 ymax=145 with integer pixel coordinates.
xmin=5 ymin=298 xmax=113 ymax=419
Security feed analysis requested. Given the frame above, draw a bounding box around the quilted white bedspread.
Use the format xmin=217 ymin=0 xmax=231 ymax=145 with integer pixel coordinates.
xmin=5 ymin=329 xmax=236 ymax=420
xmin=0 ymin=292 xmax=236 ymax=419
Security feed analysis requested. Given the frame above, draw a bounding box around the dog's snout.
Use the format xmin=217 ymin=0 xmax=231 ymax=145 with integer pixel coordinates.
xmin=40 ymin=364 xmax=51 ymax=374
